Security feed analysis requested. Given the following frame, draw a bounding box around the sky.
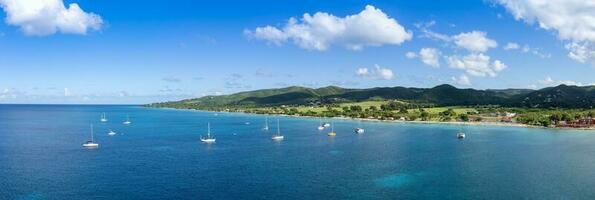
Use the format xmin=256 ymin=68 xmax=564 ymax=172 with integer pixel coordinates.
xmin=0 ymin=0 xmax=594 ymax=104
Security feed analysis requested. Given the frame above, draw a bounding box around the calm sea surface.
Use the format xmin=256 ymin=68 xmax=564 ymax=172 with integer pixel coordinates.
xmin=1 ymin=105 xmax=595 ymax=199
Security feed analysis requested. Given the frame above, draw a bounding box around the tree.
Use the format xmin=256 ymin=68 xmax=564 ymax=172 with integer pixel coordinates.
xmin=350 ymin=105 xmax=363 ymax=112
xmin=398 ymin=107 xmax=408 ymax=114
xmin=369 ymin=106 xmax=378 ymax=111
xmin=420 ymin=111 xmax=430 ymax=121
xmin=458 ymin=114 xmax=469 ymax=122
xmin=342 ymin=106 xmax=350 ymax=112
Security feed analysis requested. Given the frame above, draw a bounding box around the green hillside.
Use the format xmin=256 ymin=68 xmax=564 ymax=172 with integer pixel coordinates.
xmin=150 ymin=84 xmax=595 ymax=109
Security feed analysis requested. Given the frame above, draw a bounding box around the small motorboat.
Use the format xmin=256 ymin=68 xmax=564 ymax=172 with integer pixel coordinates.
xmin=354 ymin=128 xmax=365 ymax=134
xmin=108 ymin=129 xmax=116 ymax=136
xmin=457 ymin=132 xmax=466 ymax=139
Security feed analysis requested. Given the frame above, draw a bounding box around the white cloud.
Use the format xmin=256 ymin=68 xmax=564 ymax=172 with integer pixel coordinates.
xmin=537 ymin=76 xmax=591 ymax=87
xmin=503 ymin=42 xmax=520 ymax=50
xmin=416 ymin=21 xmax=452 ymax=42
xmin=566 ymin=42 xmax=595 ymax=64
xmin=0 ymin=0 xmax=103 ymax=36
xmin=446 ymin=53 xmax=507 ymax=77
xmin=0 ymin=88 xmax=24 ymax=100
xmin=496 ymin=0 xmax=595 ymax=64
xmin=245 ymin=5 xmax=412 ymax=51
xmin=451 ymin=74 xmax=471 ymax=86
xmin=452 ymin=31 xmax=497 ymax=52
xmin=419 ymin=48 xmax=441 ymax=68
xmin=355 ymin=68 xmax=369 ymax=76
xmin=376 ymin=66 xmax=395 ymax=80
xmin=405 ymin=51 xmax=417 ymax=59
xmin=505 ymin=43 xmax=551 ymax=58
xmin=355 ymin=64 xmax=394 ymax=80
xmin=537 ymin=76 xmax=555 ymax=85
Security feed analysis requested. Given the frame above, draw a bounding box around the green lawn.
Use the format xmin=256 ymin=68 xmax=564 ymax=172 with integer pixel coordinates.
xmin=408 ymin=107 xmax=477 ymax=114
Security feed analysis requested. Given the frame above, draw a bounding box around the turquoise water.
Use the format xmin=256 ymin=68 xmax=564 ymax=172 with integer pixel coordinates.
xmin=2 ymin=105 xmax=595 ymax=199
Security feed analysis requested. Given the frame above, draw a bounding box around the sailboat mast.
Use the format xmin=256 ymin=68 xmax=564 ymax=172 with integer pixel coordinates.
xmin=208 ymin=122 xmax=211 ymax=137
xmin=90 ymin=124 xmax=94 ymax=141
xmin=277 ymin=119 xmax=280 ymax=135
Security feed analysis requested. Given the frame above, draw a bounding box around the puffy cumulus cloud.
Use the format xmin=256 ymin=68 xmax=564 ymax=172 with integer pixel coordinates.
xmin=496 ymin=0 xmax=595 ymax=42
xmin=355 ymin=64 xmax=394 ymax=80
xmin=245 ymin=5 xmax=412 ymax=51
xmin=446 ymin=53 xmax=507 ymax=77
xmin=355 ymin=68 xmax=369 ymax=76
xmin=0 ymin=0 xmax=103 ymax=36
xmin=451 ymin=74 xmax=471 ymax=86
xmin=452 ymin=31 xmax=497 ymax=52
xmin=419 ymin=48 xmax=441 ymax=68
xmin=496 ymin=0 xmax=595 ymax=64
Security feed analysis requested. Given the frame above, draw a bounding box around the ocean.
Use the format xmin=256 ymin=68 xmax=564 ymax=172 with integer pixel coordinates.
xmin=1 ymin=105 xmax=595 ymax=199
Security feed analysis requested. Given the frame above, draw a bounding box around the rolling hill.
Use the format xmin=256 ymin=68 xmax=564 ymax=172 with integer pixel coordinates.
xmin=150 ymin=84 xmax=595 ymax=109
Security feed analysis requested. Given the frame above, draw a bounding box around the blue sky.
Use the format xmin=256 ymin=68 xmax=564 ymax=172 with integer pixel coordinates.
xmin=0 ymin=0 xmax=594 ymax=104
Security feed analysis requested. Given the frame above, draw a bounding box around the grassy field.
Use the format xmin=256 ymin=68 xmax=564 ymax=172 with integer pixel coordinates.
xmin=294 ymin=101 xmax=389 ymax=113
xmin=408 ymin=107 xmax=477 ymax=114
xmin=290 ymin=101 xmax=477 ymax=116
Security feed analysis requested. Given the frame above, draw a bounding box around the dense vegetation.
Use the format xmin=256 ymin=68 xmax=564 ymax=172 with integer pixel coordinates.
xmin=148 ymin=84 xmax=595 ymax=128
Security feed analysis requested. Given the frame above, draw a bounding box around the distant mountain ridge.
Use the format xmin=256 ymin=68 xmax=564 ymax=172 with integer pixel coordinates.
xmin=152 ymin=84 xmax=595 ymax=109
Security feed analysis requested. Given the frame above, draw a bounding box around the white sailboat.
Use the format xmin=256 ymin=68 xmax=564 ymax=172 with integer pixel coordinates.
xmin=271 ymin=119 xmax=284 ymax=141
xmin=317 ymin=119 xmax=324 ymax=131
xmin=263 ymin=117 xmax=269 ymax=131
xmin=82 ymin=124 xmax=99 ymax=148
xmin=123 ymin=115 xmax=131 ymax=125
xmin=108 ymin=129 xmax=116 ymax=136
xmin=201 ymin=122 xmax=216 ymax=143
xmin=323 ymin=122 xmax=331 ymax=128
xmin=328 ymin=122 xmax=336 ymax=137
xmin=100 ymin=113 xmax=108 ymax=122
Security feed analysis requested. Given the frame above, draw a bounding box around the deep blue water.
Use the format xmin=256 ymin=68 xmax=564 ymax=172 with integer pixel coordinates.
xmin=2 ymin=105 xmax=595 ymax=199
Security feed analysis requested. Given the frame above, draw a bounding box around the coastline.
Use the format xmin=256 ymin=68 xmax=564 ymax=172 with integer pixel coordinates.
xmin=151 ymin=106 xmax=595 ymax=131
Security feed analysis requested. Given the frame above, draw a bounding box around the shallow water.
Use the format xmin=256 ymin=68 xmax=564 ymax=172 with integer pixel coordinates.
xmin=1 ymin=105 xmax=595 ymax=199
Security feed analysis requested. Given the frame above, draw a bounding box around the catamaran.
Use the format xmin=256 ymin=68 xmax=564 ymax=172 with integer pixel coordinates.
xmin=100 ymin=113 xmax=108 ymax=122
xmin=108 ymin=129 xmax=116 ymax=136
xmin=328 ymin=123 xmax=337 ymax=137
xmin=82 ymin=124 xmax=99 ymax=148
xmin=271 ymin=119 xmax=284 ymax=141
xmin=201 ymin=122 xmax=216 ymax=143
xmin=263 ymin=117 xmax=269 ymax=131
xmin=123 ymin=115 xmax=131 ymax=125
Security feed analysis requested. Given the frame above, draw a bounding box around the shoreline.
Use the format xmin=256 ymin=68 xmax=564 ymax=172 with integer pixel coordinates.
xmin=151 ymin=106 xmax=595 ymax=131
